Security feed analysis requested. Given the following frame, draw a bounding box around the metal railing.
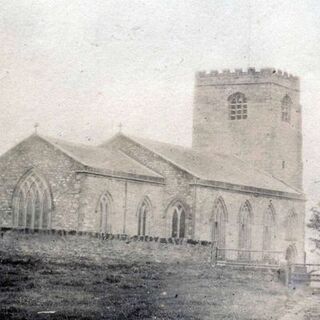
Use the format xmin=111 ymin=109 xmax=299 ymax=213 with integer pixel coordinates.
xmin=211 ymin=247 xmax=283 ymax=267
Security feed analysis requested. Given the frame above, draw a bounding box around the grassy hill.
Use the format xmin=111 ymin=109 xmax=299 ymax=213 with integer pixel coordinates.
xmin=0 ymin=231 xmax=317 ymax=319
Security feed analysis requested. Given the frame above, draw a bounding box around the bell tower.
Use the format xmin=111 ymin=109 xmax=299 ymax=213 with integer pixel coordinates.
xmin=192 ymin=67 xmax=303 ymax=190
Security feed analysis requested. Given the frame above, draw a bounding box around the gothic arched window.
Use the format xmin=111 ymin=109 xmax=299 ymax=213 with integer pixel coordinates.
xmin=169 ymin=202 xmax=186 ymax=238
xmin=212 ymin=197 xmax=227 ymax=249
xmin=228 ymin=92 xmax=248 ymax=120
xmin=286 ymin=210 xmax=298 ymax=241
xmin=98 ymin=193 xmax=112 ymax=233
xmin=12 ymin=170 xmax=52 ymax=229
xmin=238 ymin=201 xmax=252 ymax=259
xmin=137 ymin=198 xmax=151 ymax=236
xmin=281 ymin=95 xmax=292 ymax=122
xmin=262 ymin=204 xmax=276 ymax=251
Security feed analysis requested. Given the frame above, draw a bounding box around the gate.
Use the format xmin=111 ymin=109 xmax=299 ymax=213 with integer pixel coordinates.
xmin=288 ymin=264 xmax=320 ymax=288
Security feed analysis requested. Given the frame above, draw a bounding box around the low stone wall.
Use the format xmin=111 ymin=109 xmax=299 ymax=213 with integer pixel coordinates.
xmin=0 ymin=227 xmax=212 ymax=245
xmin=0 ymin=228 xmax=214 ymax=265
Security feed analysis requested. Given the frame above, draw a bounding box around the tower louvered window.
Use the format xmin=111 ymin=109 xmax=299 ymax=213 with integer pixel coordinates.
xmin=228 ymin=92 xmax=247 ymax=120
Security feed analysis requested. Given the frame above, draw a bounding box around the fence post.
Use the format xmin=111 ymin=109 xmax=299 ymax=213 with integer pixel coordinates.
xmin=210 ymin=241 xmax=217 ymax=265
xmin=285 ymin=264 xmax=292 ymax=287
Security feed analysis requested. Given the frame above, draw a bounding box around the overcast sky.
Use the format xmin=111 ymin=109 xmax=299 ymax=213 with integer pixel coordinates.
xmin=1 ymin=0 xmax=320 ymax=203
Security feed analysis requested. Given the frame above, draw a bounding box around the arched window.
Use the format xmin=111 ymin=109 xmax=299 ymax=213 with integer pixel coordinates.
xmin=262 ymin=204 xmax=276 ymax=252
xmin=169 ymin=201 xmax=186 ymax=238
xmin=137 ymin=198 xmax=151 ymax=236
xmin=238 ymin=201 xmax=252 ymax=259
xmin=212 ymin=197 xmax=227 ymax=249
xmin=281 ymin=95 xmax=292 ymax=122
xmin=98 ymin=193 xmax=112 ymax=233
xmin=285 ymin=244 xmax=297 ymax=264
xmin=12 ymin=170 xmax=52 ymax=229
xmin=228 ymin=92 xmax=248 ymax=120
xmin=286 ymin=210 xmax=298 ymax=241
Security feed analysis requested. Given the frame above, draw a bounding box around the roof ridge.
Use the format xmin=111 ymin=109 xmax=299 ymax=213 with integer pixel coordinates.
xmin=39 ymin=134 xmax=102 ymax=149
xmin=38 ymin=134 xmax=162 ymax=180
xmin=126 ymin=134 xmax=192 ymax=150
xmin=37 ymin=135 xmax=90 ymax=166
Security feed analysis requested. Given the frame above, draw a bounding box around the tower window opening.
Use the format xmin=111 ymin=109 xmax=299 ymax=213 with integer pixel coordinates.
xmin=281 ymin=95 xmax=292 ymax=123
xmin=228 ymin=93 xmax=248 ymax=120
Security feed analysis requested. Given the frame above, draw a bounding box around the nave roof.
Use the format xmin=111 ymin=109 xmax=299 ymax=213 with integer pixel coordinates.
xmin=102 ymin=133 xmax=303 ymax=198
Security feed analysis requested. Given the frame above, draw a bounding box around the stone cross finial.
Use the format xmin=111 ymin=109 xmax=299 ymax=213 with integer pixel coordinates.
xmin=118 ymin=122 xmax=123 ymax=133
xmin=34 ymin=123 xmax=39 ymax=134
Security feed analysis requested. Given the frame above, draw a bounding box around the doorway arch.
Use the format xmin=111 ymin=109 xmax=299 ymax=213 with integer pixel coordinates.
xmin=285 ymin=244 xmax=297 ymax=264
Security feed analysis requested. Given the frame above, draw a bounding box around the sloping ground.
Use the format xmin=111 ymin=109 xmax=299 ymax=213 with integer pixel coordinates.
xmin=0 ymin=232 xmax=318 ymax=319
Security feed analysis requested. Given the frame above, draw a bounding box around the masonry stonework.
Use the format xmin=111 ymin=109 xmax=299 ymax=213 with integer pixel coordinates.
xmin=105 ymin=135 xmax=196 ymax=238
xmin=193 ymin=68 xmax=303 ymax=190
xmin=0 ymin=67 xmax=306 ymax=265
xmin=0 ymin=135 xmax=83 ymax=230
xmin=78 ymin=173 xmax=163 ymax=236
xmin=193 ymin=186 xmax=305 ymax=263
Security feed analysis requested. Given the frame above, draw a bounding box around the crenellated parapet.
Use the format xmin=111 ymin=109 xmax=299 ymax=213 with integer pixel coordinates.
xmin=196 ymin=67 xmax=300 ymax=90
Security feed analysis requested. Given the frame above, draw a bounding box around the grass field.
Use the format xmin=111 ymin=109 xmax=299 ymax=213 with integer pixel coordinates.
xmin=0 ymin=232 xmax=318 ymax=319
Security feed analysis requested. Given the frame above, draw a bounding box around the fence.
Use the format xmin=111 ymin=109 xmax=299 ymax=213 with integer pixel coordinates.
xmin=288 ymin=263 xmax=320 ymax=288
xmin=212 ymin=247 xmax=283 ymax=267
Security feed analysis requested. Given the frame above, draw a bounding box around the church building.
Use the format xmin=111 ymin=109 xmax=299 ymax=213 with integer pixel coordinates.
xmin=0 ymin=68 xmax=305 ymax=264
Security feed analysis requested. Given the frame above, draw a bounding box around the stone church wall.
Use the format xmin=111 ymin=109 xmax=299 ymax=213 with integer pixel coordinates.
xmin=0 ymin=134 xmax=305 ymax=263
xmin=192 ymin=69 xmax=303 ymax=190
xmin=105 ymin=136 xmax=196 ymax=238
xmin=0 ymin=135 xmax=83 ymax=230
xmin=194 ymin=185 xmax=305 ymax=263
xmin=77 ymin=173 xmax=164 ymax=236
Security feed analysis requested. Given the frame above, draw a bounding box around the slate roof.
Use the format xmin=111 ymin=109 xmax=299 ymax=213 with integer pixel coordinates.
xmin=108 ymin=134 xmax=302 ymax=196
xmin=38 ymin=135 xmax=163 ymax=181
xmin=33 ymin=133 xmax=302 ymax=197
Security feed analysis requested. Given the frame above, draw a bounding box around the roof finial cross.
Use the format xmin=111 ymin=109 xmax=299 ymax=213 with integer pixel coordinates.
xmin=34 ymin=123 xmax=39 ymax=134
xmin=118 ymin=122 xmax=123 ymax=133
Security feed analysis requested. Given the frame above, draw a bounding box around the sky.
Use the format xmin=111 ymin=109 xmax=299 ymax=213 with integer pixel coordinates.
xmin=1 ymin=0 xmax=320 ymax=207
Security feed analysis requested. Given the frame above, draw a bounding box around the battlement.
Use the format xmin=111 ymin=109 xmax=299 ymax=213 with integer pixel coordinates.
xmin=196 ymin=67 xmax=300 ymax=90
